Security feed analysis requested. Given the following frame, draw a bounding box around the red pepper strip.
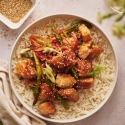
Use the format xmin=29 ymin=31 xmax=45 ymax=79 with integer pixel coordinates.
xmin=51 ymin=39 xmax=62 ymax=49
xmin=35 ymin=51 xmax=53 ymax=61
xmin=71 ymin=32 xmax=79 ymax=52
xmin=35 ymin=52 xmax=46 ymax=61
xmin=30 ymin=39 xmax=41 ymax=47
xmin=51 ymin=39 xmax=59 ymax=45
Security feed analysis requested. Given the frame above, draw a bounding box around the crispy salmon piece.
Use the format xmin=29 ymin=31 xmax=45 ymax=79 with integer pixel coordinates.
xmin=78 ymin=41 xmax=92 ymax=59
xmin=51 ymin=49 xmax=76 ymax=69
xmin=39 ymin=83 xmax=57 ymax=102
xmin=39 ymin=83 xmax=51 ymax=102
xmin=76 ymin=60 xmax=92 ymax=77
xmin=78 ymin=24 xmax=92 ymax=42
xmin=38 ymin=102 xmax=56 ymax=115
xmin=76 ymin=77 xmax=94 ymax=89
xmin=55 ymin=74 xmax=76 ymax=88
xmin=58 ymin=88 xmax=79 ymax=102
xmin=16 ymin=59 xmax=36 ymax=79
xmin=78 ymin=45 xmax=91 ymax=59
xmin=88 ymin=45 xmax=104 ymax=59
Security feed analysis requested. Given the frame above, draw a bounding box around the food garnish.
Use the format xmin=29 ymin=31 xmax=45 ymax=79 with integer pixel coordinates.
xmin=87 ymin=65 xmax=104 ymax=78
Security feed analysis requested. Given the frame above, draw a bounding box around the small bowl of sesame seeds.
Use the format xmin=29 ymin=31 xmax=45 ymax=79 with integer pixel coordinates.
xmin=0 ymin=0 xmax=38 ymax=29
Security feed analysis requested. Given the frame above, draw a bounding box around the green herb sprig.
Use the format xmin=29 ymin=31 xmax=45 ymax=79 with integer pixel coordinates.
xmin=43 ymin=63 xmax=55 ymax=83
xmin=87 ymin=65 xmax=104 ymax=78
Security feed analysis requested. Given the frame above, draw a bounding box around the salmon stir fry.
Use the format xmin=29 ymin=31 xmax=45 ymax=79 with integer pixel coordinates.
xmin=15 ymin=20 xmax=104 ymax=115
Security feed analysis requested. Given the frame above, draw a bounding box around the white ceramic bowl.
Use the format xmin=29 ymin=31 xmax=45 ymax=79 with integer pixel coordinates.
xmin=9 ymin=14 xmax=118 ymax=123
xmin=0 ymin=0 xmax=38 ymax=29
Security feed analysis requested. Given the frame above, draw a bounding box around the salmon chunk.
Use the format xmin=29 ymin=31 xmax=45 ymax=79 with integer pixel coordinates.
xmin=56 ymin=74 xmax=76 ymax=88
xmin=58 ymin=88 xmax=79 ymax=102
xmin=38 ymin=102 xmax=56 ymax=115
xmin=76 ymin=77 xmax=94 ymax=89
xmin=76 ymin=60 xmax=92 ymax=77
xmin=88 ymin=45 xmax=104 ymax=59
xmin=51 ymin=49 xmax=76 ymax=69
xmin=78 ymin=45 xmax=91 ymax=59
xmin=78 ymin=24 xmax=92 ymax=42
xmin=16 ymin=59 xmax=36 ymax=79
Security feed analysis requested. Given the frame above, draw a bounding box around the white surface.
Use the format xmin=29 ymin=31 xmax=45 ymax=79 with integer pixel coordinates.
xmin=0 ymin=0 xmax=125 ymax=125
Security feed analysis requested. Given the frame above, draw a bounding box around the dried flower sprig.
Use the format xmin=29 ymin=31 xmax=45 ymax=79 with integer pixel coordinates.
xmin=111 ymin=23 xmax=125 ymax=39
xmin=97 ymin=11 xmax=125 ymax=39
xmin=97 ymin=12 xmax=117 ymax=24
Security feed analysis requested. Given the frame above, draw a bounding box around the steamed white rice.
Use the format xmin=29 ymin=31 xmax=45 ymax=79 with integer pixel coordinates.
xmin=11 ymin=17 xmax=115 ymax=120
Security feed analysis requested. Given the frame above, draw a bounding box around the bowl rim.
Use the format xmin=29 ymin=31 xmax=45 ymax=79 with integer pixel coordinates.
xmin=9 ymin=14 xmax=118 ymax=123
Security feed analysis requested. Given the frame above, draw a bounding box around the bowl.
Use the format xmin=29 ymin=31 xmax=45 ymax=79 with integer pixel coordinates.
xmin=0 ymin=0 xmax=38 ymax=29
xmin=9 ymin=14 xmax=118 ymax=123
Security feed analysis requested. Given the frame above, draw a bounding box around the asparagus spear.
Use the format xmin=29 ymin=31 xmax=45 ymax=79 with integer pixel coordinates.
xmin=32 ymin=52 xmax=42 ymax=105
xmin=66 ymin=20 xmax=92 ymax=34
xmin=55 ymin=93 xmax=69 ymax=110
xmin=70 ymin=68 xmax=78 ymax=80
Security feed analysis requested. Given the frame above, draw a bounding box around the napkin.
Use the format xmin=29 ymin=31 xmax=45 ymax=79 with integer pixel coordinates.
xmin=0 ymin=66 xmax=46 ymax=125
